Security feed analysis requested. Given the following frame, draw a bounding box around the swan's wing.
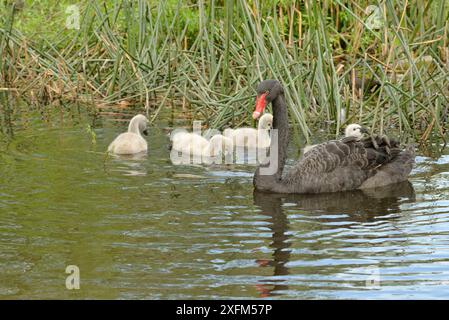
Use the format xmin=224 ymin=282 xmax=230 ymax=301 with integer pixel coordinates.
xmin=291 ymin=137 xmax=389 ymax=175
xmin=281 ymin=137 xmax=410 ymax=193
xmin=360 ymin=144 xmax=415 ymax=189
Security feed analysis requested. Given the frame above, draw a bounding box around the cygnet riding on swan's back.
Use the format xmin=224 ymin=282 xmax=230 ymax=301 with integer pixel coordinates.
xmin=108 ymin=114 xmax=148 ymax=155
xmin=303 ymin=123 xmax=368 ymax=154
xmin=171 ymin=132 xmax=233 ymax=158
xmin=224 ymin=113 xmax=273 ymax=148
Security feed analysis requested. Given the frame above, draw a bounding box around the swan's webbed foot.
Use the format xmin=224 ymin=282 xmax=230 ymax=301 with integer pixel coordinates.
xmin=362 ymin=134 xmax=396 ymax=159
xmin=374 ymin=135 xmax=391 ymax=155
xmin=378 ymin=135 xmax=402 ymax=156
xmin=364 ymin=134 xmax=393 ymax=150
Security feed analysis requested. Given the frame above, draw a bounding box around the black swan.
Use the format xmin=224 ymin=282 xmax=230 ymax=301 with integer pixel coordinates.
xmin=252 ymin=80 xmax=415 ymax=194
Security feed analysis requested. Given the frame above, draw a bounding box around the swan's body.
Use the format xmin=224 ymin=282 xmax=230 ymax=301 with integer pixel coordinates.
xmin=108 ymin=114 xmax=148 ymax=155
xmin=171 ymin=132 xmax=233 ymax=158
xmin=303 ymin=123 xmax=367 ymax=154
xmin=252 ymin=80 xmax=415 ymax=194
xmin=224 ymin=114 xmax=273 ymax=148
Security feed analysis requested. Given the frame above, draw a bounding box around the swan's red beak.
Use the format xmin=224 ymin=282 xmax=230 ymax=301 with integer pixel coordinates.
xmin=253 ymin=93 xmax=268 ymax=119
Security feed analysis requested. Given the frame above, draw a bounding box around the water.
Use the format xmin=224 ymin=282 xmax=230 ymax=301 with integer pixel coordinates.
xmin=1 ymin=108 xmax=449 ymax=299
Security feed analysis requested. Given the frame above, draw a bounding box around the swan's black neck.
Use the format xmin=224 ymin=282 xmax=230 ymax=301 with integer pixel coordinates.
xmin=272 ymin=94 xmax=289 ymax=180
xmin=254 ymin=93 xmax=289 ymax=192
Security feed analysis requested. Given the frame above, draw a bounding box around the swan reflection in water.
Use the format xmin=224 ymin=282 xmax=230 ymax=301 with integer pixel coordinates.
xmin=252 ymin=181 xmax=416 ymax=298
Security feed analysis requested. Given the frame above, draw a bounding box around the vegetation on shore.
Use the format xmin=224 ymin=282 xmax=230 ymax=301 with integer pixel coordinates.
xmin=1 ymin=0 xmax=448 ymax=144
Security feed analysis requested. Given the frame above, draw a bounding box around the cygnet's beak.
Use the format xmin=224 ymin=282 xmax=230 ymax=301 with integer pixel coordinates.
xmin=360 ymin=127 xmax=369 ymax=134
xmin=143 ymin=129 xmax=149 ymax=136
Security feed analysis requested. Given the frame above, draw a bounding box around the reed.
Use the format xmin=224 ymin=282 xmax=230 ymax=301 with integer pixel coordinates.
xmin=0 ymin=0 xmax=448 ymax=143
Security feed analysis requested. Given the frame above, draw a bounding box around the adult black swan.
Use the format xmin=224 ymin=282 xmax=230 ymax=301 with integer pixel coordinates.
xmin=252 ymin=80 xmax=415 ymax=194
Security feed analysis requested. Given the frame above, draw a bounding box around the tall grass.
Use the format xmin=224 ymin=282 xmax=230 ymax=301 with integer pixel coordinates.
xmin=0 ymin=0 xmax=448 ymax=144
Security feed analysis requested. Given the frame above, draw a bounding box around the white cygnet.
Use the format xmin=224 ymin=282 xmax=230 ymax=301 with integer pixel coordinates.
xmin=343 ymin=123 xmax=367 ymax=140
xmin=202 ymin=134 xmax=234 ymax=158
xmin=172 ymin=132 xmax=233 ymax=158
xmin=303 ymin=123 xmax=367 ymax=154
xmin=171 ymin=132 xmax=209 ymax=156
xmin=107 ymin=114 xmax=148 ymax=155
xmin=224 ymin=113 xmax=273 ymax=148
